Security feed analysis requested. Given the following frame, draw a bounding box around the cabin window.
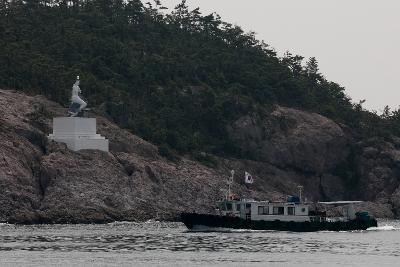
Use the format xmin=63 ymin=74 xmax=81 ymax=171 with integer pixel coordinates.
xmin=258 ymin=206 xmax=269 ymax=215
xmin=226 ymin=203 xmax=232 ymax=211
xmin=246 ymin=203 xmax=251 ymax=209
xmin=236 ymin=204 xmax=241 ymax=211
xmin=273 ymin=206 xmax=284 ymax=215
xmin=287 ymin=207 xmax=295 ymax=215
xmin=301 ymin=208 xmax=306 ymax=213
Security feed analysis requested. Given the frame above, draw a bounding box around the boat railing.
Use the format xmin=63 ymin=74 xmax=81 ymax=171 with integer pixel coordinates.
xmin=309 ymin=216 xmax=327 ymax=223
xmin=325 ymin=217 xmax=348 ymax=222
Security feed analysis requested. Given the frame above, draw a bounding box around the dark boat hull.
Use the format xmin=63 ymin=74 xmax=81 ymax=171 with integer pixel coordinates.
xmin=181 ymin=213 xmax=378 ymax=232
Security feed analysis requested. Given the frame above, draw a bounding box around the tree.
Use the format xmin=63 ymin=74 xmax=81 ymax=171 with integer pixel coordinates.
xmin=0 ymin=0 xmax=394 ymax=160
xmin=282 ymin=51 xmax=304 ymax=76
xmin=305 ymin=56 xmax=319 ymax=76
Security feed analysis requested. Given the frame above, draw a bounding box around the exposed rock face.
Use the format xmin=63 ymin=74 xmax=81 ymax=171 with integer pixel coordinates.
xmin=0 ymin=90 xmax=45 ymax=223
xmin=227 ymin=107 xmax=350 ymax=202
xmin=0 ymin=89 xmax=399 ymax=223
xmin=356 ymin=138 xmax=400 ymax=216
xmin=228 ymin=107 xmax=349 ymax=174
xmin=0 ymin=89 xmax=244 ymax=223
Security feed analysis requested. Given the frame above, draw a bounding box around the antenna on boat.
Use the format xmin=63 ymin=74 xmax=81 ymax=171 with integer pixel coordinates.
xmin=297 ymin=185 xmax=303 ymax=203
xmin=226 ymin=170 xmax=234 ymax=200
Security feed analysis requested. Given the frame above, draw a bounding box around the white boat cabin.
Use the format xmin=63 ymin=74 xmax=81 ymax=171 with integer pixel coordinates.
xmin=217 ymin=199 xmax=315 ymax=222
xmin=217 ymin=198 xmax=365 ymax=222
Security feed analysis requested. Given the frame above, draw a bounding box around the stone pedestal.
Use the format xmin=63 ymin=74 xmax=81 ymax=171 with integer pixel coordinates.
xmin=48 ymin=117 xmax=109 ymax=152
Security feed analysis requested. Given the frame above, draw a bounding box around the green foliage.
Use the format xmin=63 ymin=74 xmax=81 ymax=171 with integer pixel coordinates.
xmin=158 ymin=143 xmax=178 ymax=161
xmin=1 ymin=0 xmax=399 ymax=159
xmin=192 ymin=151 xmax=218 ymax=168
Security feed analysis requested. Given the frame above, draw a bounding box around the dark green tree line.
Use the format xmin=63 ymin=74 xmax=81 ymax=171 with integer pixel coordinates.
xmin=1 ymin=0 xmax=398 ymax=159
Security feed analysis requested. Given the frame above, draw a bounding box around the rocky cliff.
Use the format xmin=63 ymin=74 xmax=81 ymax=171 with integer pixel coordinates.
xmin=0 ymin=89 xmax=398 ymax=223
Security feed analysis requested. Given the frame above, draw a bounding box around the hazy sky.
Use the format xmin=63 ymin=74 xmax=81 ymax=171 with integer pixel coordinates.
xmin=162 ymin=0 xmax=400 ymax=112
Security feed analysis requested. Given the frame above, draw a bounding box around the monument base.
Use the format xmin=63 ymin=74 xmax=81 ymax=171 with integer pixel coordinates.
xmin=48 ymin=117 xmax=109 ymax=152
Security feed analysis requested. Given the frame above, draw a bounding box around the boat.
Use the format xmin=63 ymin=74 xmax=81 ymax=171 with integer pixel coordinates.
xmin=181 ymin=173 xmax=377 ymax=232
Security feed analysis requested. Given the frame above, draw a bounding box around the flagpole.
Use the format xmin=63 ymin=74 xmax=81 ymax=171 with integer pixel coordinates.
xmin=227 ymin=170 xmax=234 ymax=200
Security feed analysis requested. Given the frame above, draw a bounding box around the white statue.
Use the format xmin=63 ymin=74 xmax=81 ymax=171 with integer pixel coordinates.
xmin=68 ymin=76 xmax=87 ymax=117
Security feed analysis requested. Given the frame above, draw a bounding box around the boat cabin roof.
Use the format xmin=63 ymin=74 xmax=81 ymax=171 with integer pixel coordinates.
xmin=318 ymin=201 xmax=363 ymax=206
xmin=218 ymin=199 xmax=308 ymax=205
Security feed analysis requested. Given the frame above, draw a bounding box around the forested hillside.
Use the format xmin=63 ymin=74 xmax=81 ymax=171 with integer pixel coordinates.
xmin=1 ymin=0 xmax=399 ymax=158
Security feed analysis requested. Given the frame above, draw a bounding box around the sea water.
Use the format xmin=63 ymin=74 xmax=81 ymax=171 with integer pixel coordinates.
xmin=0 ymin=220 xmax=399 ymax=266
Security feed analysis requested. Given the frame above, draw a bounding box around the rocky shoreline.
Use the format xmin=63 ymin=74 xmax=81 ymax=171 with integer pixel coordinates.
xmin=1 ymin=89 xmax=399 ymax=224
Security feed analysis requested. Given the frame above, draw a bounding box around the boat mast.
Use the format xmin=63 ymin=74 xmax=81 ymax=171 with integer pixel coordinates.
xmin=297 ymin=185 xmax=303 ymax=203
xmin=226 ymin=170 xmax=234 ymax=200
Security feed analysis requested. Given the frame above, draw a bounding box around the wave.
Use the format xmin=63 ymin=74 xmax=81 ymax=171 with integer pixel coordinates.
xmin=189 ymin=225 xmax=277 ymax=233
xmin=367 ymin=224 xmax=400 ymax=231
xmin=145 ymin=219 xmax=161 ymax=224
xmin=107 ymin=221 xmax=137 ymax=226
xmin=190 ymin=224 xmax=400 ymax=233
